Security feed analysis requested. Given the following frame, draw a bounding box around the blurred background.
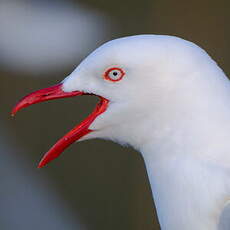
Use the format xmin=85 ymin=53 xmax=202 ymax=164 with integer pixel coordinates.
xmin=1 ymin=0 xmax=229 ymax=229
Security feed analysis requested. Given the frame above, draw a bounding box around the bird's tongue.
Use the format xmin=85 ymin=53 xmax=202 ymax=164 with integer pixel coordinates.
xmin=11 ymin=83 xmax=109 ymax=168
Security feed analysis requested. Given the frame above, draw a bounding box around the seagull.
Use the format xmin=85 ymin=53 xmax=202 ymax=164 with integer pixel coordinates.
xmin=12 ymin=35 xmax=230 ymax=230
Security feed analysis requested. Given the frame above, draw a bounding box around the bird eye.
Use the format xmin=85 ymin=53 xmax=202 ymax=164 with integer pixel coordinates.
xmin=104 ymin=67 xmax=125 ymax=82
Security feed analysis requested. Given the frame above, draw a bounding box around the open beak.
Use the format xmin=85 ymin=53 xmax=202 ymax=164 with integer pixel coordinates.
xmin=11 ymin=83 xmax=109 ymax=168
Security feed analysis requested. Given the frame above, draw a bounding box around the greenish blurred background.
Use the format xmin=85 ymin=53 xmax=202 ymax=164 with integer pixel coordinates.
xmin=1 ymin=0 xmax=229 ymax=229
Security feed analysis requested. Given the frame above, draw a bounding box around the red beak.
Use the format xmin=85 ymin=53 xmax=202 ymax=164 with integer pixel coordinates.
xmin=11 ymin=83 xmax=109 ymax=168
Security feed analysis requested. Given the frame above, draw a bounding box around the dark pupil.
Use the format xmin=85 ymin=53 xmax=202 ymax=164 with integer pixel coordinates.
xmin=112 ymin=71 xmax=118 ymax=76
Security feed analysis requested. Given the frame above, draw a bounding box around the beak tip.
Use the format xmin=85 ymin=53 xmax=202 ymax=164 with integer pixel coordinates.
xmin=11 ymin=104 xmax=21 ymax=117
xmin=11 ymin=108 xmax=17 ymax=116
xmin=38 ymin=156 xmax=50 ymax=168
xmin=37 ymin=165 xmax=42 ymax=169
xmin=37 ymin=162 xmax=45 ymax=168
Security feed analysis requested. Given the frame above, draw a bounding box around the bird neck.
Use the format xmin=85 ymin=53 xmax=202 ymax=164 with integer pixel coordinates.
xmin=140 ymin=143 xmax=230 ymax=230
xmin=137 ymin=71 xmax=230 ymax=229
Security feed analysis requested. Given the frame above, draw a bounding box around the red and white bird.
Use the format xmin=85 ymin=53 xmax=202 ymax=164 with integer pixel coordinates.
xmin=12 ymin=35 xmax=230 ymax=230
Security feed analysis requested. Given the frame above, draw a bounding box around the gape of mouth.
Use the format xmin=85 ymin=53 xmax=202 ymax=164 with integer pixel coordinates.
xmin=11 ymin=83 xmax=109 ymax=168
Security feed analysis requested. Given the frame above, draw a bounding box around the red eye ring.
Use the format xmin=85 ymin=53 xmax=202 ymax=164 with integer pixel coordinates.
xmin=104 ymin=67 xmax=125 ymax=82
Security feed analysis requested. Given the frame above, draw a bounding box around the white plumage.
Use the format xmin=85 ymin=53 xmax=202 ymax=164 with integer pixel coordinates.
xmin=63 ymin=35 xmax=230 ymax=230
xmin=14 ymin=34 xmax=230 ymax=230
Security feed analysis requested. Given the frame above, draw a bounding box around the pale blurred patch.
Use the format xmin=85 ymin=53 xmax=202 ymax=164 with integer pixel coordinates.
xmin=0 ymin=0 xmax=111 ymax=74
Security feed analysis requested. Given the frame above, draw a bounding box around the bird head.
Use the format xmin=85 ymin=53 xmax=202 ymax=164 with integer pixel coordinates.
xmin=12 ymin=35 xmax=219 ymax=167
